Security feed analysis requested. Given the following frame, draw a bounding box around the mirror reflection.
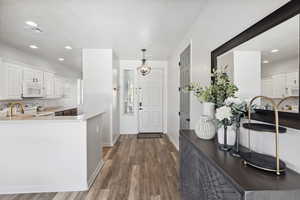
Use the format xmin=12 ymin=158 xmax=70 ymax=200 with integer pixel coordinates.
xmin=217 ymin=14 xmax=299 ymax=113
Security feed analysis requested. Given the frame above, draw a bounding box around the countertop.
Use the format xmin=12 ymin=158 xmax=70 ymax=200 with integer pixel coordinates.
xmin=0 ymin=106 xmax=105 ymax=122
xmin=180 ymin=129 xmax=300 ymax=191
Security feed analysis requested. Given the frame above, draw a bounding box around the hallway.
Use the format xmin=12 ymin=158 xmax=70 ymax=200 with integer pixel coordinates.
xmin=0 ymin=135 xmax=180 ymax=200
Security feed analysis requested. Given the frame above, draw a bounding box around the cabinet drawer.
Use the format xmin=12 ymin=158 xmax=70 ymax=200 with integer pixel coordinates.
xmin=180 ymin=136 xmax=242 ymax=200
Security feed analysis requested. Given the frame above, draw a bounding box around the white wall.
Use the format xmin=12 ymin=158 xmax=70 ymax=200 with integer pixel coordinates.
xmin=82 ymin=49 xmax=113 ymax=118
xmin=0 ymin=41 xmax=81 ymax=79
xmin=82 ymin=49 xmax=120 ymax=147
xmin=167 ymin=0 xmax=290 ymax=149
xmin=119 ymin=60 xmax=168 ymax=134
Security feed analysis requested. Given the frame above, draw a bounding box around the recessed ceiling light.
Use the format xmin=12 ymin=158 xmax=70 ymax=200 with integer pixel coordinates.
xmin=58 ymin=58 xmax=65 ymax=61
xmin=25 ymin=21 xmax=38 ymax=27
xmin=65 ymin=46 xmax=72 ymax=50
xmin=263 ymin=60 xmax=269 ymax=64
xmin=29 ymin=45 xmax=38 ymax=49
xmin=271 ymin=49 xmax=279 ymax=53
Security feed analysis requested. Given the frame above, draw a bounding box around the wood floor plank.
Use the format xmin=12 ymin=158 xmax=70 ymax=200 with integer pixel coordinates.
xmin=95 ymin=189 xmax=109 ymax=200
xmin=0 ymin=135 xmax=180 ymax=200
xmin=127 ymin=165 xmax=140 ymax=200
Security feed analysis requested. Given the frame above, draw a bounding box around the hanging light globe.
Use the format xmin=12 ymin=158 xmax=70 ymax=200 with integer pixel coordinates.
xmin=137 ymin=49 xmax=151 ymax=76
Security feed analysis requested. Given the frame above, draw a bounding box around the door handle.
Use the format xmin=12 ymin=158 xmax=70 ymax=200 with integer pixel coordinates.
xmin=186 ymin=118 xmax=190 ymax=122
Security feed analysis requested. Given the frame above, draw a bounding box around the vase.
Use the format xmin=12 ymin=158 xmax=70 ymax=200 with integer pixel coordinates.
xmin=230 ymin=125 xmax=241 ymax=157
xmin=202 ymin=102 xmax=215 ymax=118
xmin=195 ymin=115 xmax=216 ymax=140
xmin=217 ymin=125 xmax=236 ymax=151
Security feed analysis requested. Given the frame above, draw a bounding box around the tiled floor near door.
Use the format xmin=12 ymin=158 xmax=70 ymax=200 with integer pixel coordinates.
xmin=0 ymin=135 xmax=180 ymax=200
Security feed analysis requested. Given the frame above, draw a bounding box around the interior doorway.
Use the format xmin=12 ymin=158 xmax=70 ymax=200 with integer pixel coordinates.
xmin=179 ymin=45 xmax=191 ymax=130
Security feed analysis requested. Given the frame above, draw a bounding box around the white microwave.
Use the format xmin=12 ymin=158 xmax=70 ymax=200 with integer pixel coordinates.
xmin=22 ymin=81 xmax=43 ymax=98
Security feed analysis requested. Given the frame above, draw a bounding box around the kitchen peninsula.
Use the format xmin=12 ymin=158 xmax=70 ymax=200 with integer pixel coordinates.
xmin=0 ymin=109 xmax=106 ymax=194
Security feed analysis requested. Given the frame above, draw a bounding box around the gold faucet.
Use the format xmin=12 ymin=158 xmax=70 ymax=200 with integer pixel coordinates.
xmin=8 ymin=102 xmax=25 ymax=117
xmin=277 ymin=96 xmax=298 ymax=111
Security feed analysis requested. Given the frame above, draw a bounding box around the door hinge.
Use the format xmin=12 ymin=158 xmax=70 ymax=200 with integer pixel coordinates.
xmin=178 ymin=87 xmax=181 ymax=92
xmin=178 ymin=61 xmax=181 ymax=67
xmin=178 ymin=112 xmax=181 ymax=116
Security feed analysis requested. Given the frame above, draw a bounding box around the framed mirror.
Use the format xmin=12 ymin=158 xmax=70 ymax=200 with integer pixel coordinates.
xmin=211 ymin=0 xmax=300 ymax=129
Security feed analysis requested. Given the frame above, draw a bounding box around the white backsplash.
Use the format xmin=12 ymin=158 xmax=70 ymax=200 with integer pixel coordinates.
xmin=0 ymin=97 xmax=77 ymax=111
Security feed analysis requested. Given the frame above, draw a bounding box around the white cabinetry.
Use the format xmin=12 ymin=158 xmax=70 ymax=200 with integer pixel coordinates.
xmin=0 ymin=60 xmax=23 ymax=100
xmin=272 ymin=74 xmax=286 ymax=98
xmin=22 ymin=68 xmax=44 ymax=98
xmin=44 ymin=72 xmax=55 ymax=98
xmin=286 ymin=72 xmax=299 ymax=96
xmin=261 ymin=78 xmax=273 ymax=98
xmin=54 ymin=77 xmax=64 ymax=98
xmin=262 ymin=72 xmax=299 ymax=98
xmin=23 ymin=68 xmax=43 ymax=84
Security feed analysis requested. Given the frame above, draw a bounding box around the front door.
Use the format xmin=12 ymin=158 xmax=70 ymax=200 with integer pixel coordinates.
xmin=180 ymin=45 xmax=191 ymax=130
xmin=138 ymin=68 xmax=163 ymax=133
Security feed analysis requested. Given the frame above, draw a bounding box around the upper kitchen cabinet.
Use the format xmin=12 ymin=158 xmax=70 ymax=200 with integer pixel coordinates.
xmin=23 ymin=68 xmax=43 ymax=83
xmin=44 ymin=72 xmax=55 ymax=98
xmin=54 ymin=77 xmax=64 ymax=98
xmin=22 ymin=68 xmax=44 ymax=98
xmin=0 ymin=60 xmax=23 ymax=100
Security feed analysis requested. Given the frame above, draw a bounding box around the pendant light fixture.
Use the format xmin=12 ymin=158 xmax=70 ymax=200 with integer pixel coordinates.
xmin=137 ymin=49 xmax=151 ymax=76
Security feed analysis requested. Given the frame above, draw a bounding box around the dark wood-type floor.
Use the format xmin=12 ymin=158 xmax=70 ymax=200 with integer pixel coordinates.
xmin=0 ymin=135 xmax=180 ymax=200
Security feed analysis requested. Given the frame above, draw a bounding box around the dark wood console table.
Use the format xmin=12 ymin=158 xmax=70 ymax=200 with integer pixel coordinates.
xmin=180 ymin=129 xmax=300 ymax=200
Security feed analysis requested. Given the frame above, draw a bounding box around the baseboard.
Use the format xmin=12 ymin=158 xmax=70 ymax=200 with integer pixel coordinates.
xmin=0 ymin=184 xmax=88 ymax=195
xmin=112 ymin=134 xmax=120 ymax=145
xmin=102 ymin=142 xmax=113 ymax=147
xmin=166 ymin=133 xmax=179 ymax=151
xmin=88 ymin=160 xmax=104 ymax=188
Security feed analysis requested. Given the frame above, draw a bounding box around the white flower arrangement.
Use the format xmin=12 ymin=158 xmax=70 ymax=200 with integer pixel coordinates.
xmin=215 ymin=106 xmax=233 ymax=122
xmin=225 ymin=97 xmax=243 ymax=106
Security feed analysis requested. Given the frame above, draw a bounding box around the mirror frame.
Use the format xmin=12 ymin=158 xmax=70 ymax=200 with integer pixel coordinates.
xmin=211 ymin=0 xmax=300 ymax=129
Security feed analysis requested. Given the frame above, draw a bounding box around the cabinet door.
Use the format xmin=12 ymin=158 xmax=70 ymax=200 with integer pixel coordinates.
xmin=180 ymin=136 xmax=242 ymax=200
xmin=44 ymin=72 xmax=55 ymax=98
xmin=23 ymin=68 xmax=43 ymax=83
xmin=35 ymin=70 xmax=44 ymax=84
xmin=23 ymin=68 xmax=35 ymax=82
xmin=272 ymin=74 xmax=286 ymax=98
xmin=54 ymin=77 xmax=64 ymax=98
xmin=261 ymin=78 xmax=273 ymax=98
xmin=6 ymin=63 xmax=22 ymax=99
xmin=286 ymin=72 xmax=298 ymax=87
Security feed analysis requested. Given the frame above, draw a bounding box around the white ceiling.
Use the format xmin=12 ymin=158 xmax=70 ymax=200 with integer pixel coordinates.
xmin=0 ymin=0 xmax=206 ymax=71
xmin=219 ymin=14 xmax=299 ymax=65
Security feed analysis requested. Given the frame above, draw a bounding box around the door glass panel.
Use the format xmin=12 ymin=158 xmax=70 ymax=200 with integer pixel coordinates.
xmin=123 ymin=69 xmax=135 ymax=114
